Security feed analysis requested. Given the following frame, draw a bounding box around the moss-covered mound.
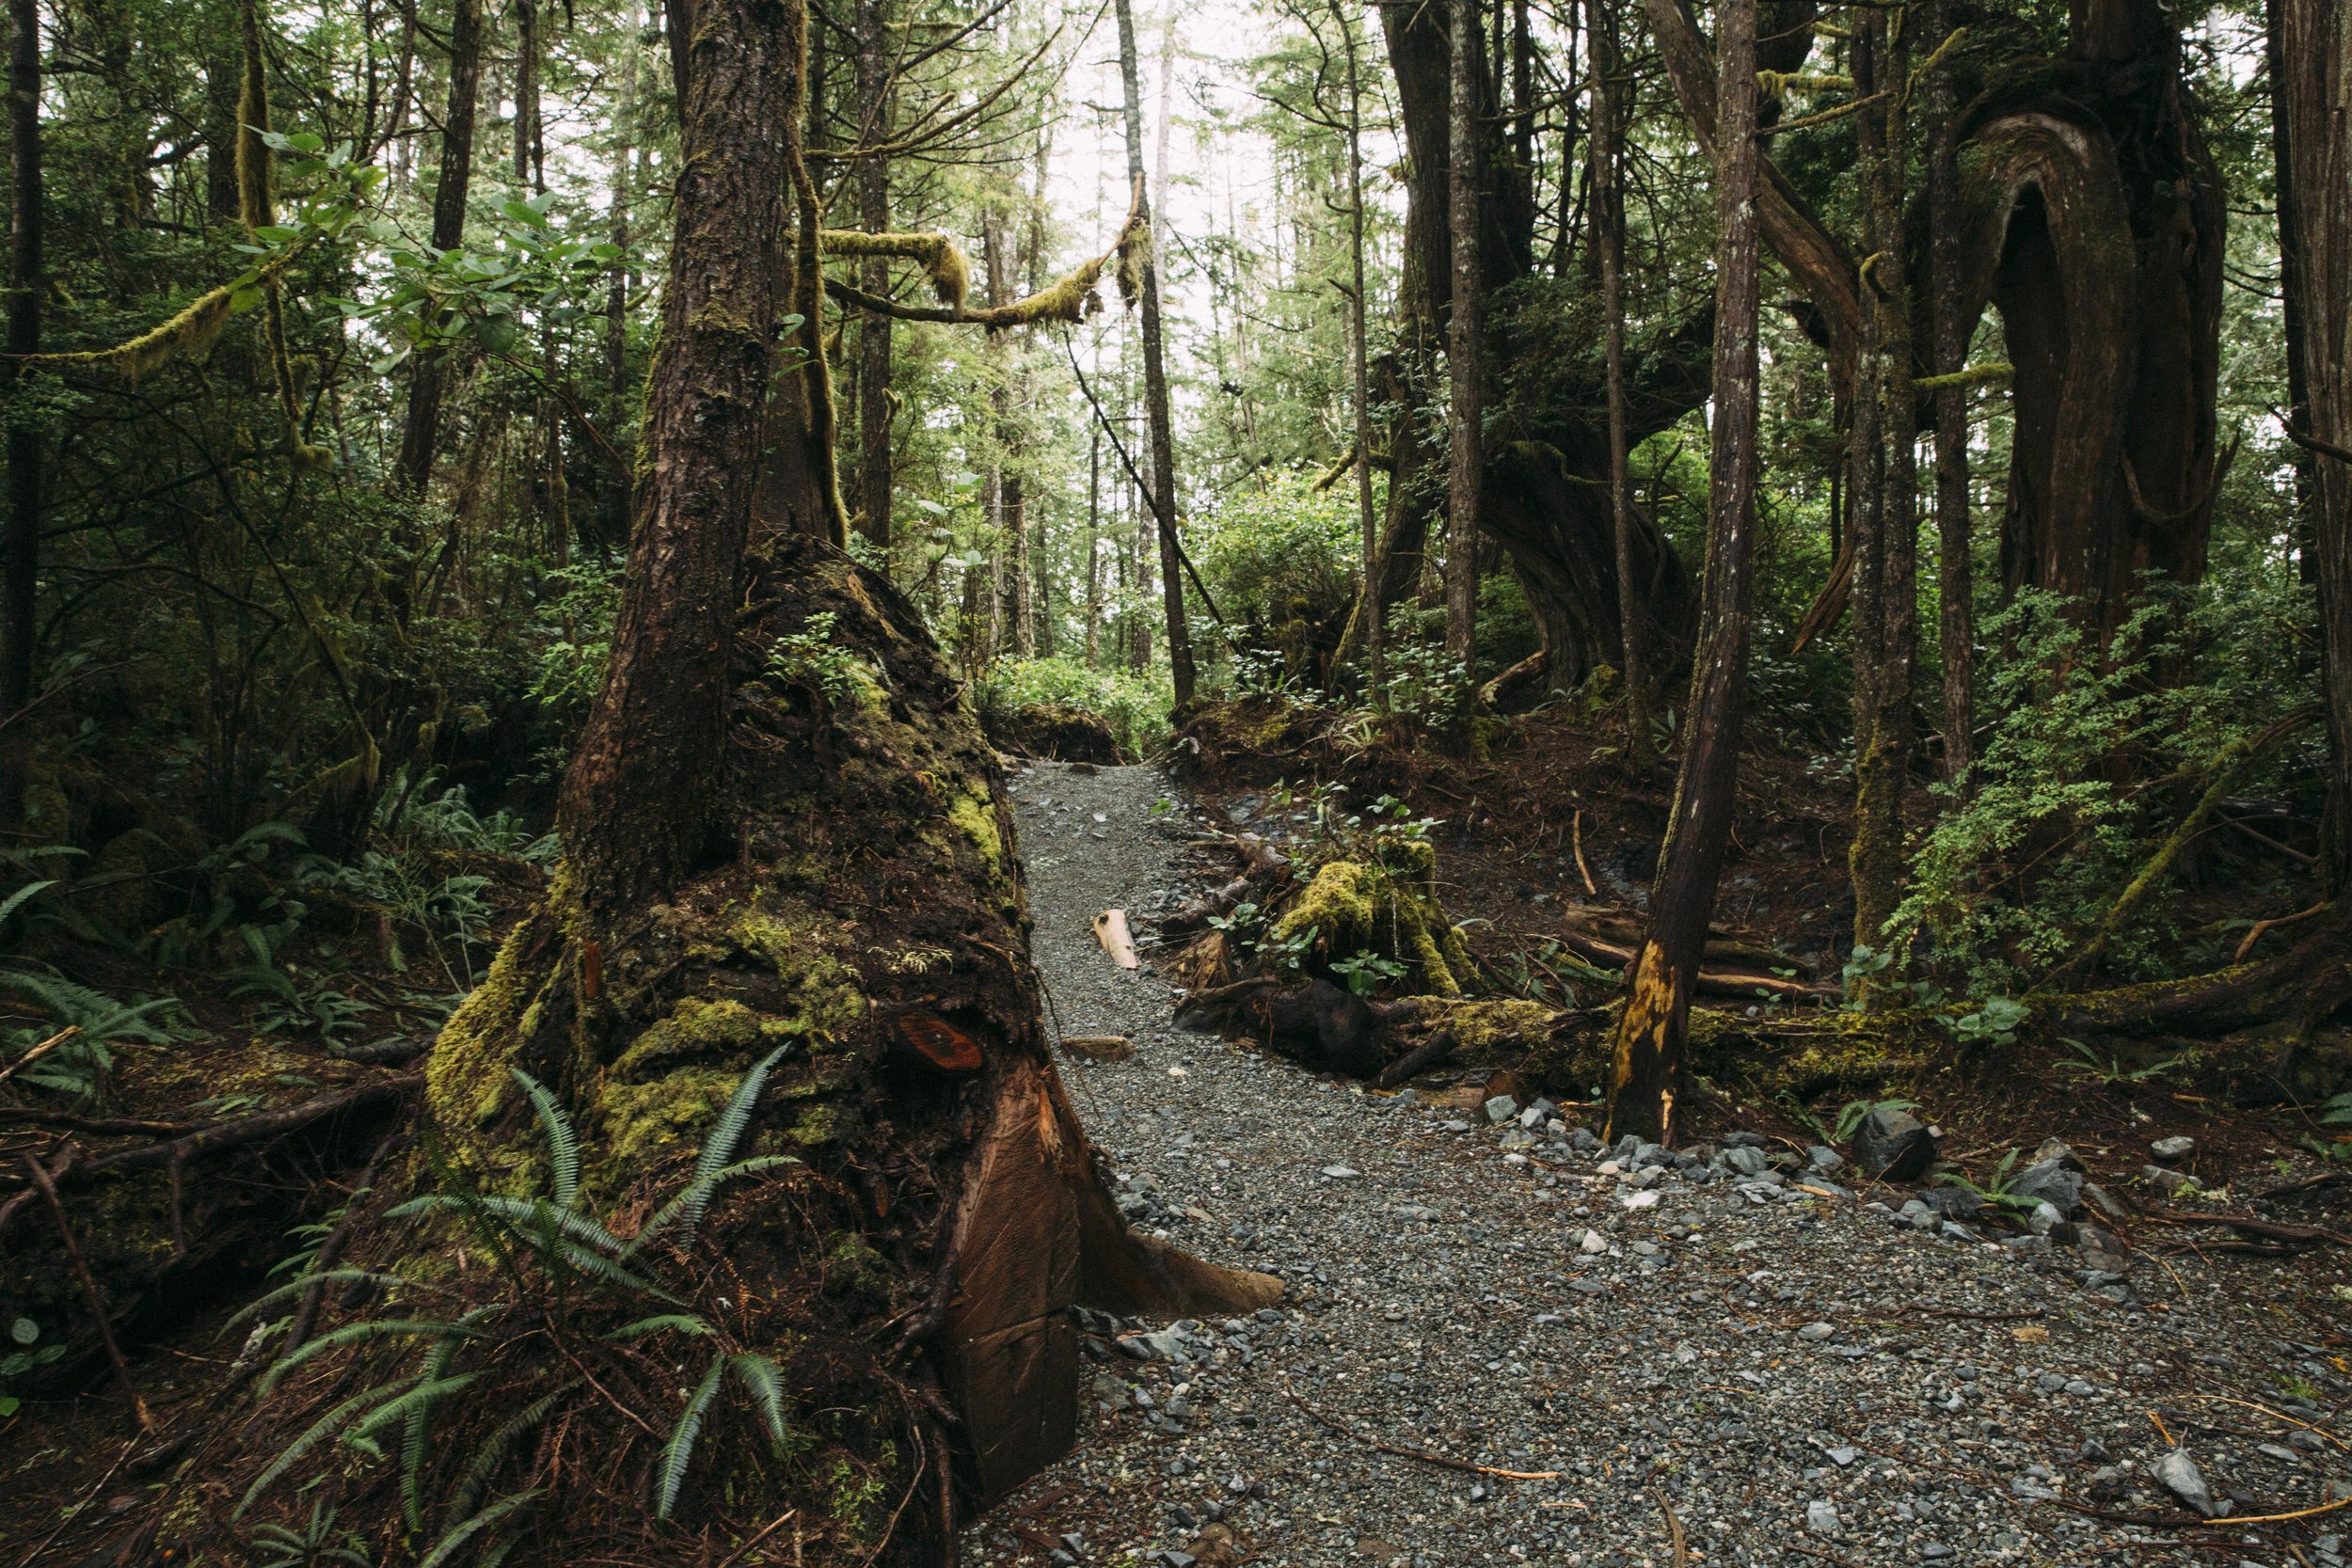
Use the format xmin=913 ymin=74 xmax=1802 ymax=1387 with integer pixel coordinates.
xmin=982 ymin=700 xmax=1124 ymax=764
xmin=1270 ymin=841 xmax=1477 ymax=996
xmin=155 ymin=534 xmax=1272 ymax=1568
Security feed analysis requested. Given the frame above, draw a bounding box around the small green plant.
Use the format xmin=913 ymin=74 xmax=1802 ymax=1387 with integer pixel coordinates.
xmin=250 ymin=1499 xmax=373 ymax=1568
xmin=2 ymin=1316 xmax=66 ymax=1418
xmin=231 ymin=1052 xmax=801 ymax=1546
xmin=2056 ymin=1037 xmax=2189 ymax=1086
xmin=1834 ymin=1097 xmax=1920 ymax=1144
xmin=2321 ymin=1091 xmax=2352 ymax=1127
xmin=1934 ymin=1148 xmax=2041 ymax=1216
xmin=767 ymin=610 xmax=869 ymax=705
xmin=1328 ymin=949 xmax=1408 ymax=997
xmin=1944 ymin=995 xmax=2031 ymax=1049
xmin=227 ymin=925 xmax=373 ymax=1040
xmin=2277 ymin=1372 xmax=2323 ymax=1402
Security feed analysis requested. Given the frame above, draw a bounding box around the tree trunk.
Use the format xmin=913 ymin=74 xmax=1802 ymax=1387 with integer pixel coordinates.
xmin=1606 ymin=0 xmax=1759 ymax=1148
xmin=1085 ymin=426 xmax=1104 ymax=666
xmin=391 ymin=0 xmax=483 ymax=499
xmin=1115 ymin=0 xmax=1194 ymax=705
xmin=1339 ymin=0 xmax=1381 ymax=689
xmin=851 ymin=0 xmax=893 ymax=548
xmin=513 ymin=0 xmax=540 ymax=185
xmin=2276 ymin=0 xmax=2352 ymax=890
xmin=554 ymin=0 xmax=792 ymax=916
xmin=1926 ymin=0 xmax=1972 ymax=789
xmin=1845 ymin=10 xmax=1916 ymax=979
xmin=0 ymin=0 xmax=39 ymax=799
xmin=1592 ymin=0 xmax=1651 ymax=766
xmin=1443 ymin=0 xmax=1483 ymax=673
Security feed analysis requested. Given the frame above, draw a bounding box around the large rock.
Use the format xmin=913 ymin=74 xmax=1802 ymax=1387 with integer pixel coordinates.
xmin=2009 ymin=1158 xmax=2086 ymax=1219
xmin=1852 ymin=1105 xmax=1938 ymax=1180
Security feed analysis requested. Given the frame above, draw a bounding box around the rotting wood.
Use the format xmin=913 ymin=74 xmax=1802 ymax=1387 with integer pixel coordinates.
xmin=1095 ymin=908 xmax=1140 ymax=969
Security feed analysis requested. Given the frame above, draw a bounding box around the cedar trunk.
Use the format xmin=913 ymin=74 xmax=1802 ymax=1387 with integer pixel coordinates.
xmin=1443 ymin=0 xmax=1484 ymax=672
xmin=1606 ymin=0 xmax=1759 ymax=1148
xmin=1 ymin=0 xmax=40 ymax=773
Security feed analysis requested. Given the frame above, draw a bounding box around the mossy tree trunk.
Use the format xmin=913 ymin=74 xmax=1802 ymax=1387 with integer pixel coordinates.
xmin=1 ymin=0 xmax=41 ymax=820
xmin=191 ymin=0 xmax=1276 ymax=1554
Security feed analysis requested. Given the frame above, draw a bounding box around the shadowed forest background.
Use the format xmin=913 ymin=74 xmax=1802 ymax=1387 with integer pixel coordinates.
xmin=1 ymin=0 xmax=2351 ymax=1558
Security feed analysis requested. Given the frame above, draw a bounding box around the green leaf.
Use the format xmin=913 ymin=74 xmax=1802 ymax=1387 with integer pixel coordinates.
xmin=8 ymin=1318 xmax=35 ymax=1346
xmin=510 ymin=1068 xmax=580 ymax=1209
xmin=418 ymin=1490 xmax=542 ymax=1568
xmin=731 ymin=1353 xmax=789 ymax=1449
xmin=655 ymin=1359 xmax=727 ymax=1519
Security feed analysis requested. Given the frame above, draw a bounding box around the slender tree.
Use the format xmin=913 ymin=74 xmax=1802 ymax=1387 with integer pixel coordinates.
xmin=1114 ymin=0 xmax=1195 ymax=704
xmin=391 ymin=0 xmax=485 ymax=499
xmin=851 ymin=0 xmax=894 ymax=546
xmin=1591 ymin=0 xmax=1651 ymax=766
xmin=1337 ymin=0 xmax=1382 ymax=689
xmin=1924 ymin=0 xmax=1972 ymax=790
xmin=1443 ymin=0 xmax=1483 ymax=672
xmin=1604 ymin=0 xmax=1760 ymax=1147
xmin=1845 ymin=9 xmax=1917 ymax=982
xmin=0 ymin=0 xmax=39 ymax=783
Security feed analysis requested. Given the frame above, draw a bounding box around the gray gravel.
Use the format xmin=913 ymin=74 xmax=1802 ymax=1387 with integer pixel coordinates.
xmin=974 ymin=760 xmax=2352 ymax=1568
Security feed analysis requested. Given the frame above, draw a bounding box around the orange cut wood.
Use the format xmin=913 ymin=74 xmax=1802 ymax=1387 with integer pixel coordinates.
xmin=897 ymin=1010 xmax=983 ymax=1071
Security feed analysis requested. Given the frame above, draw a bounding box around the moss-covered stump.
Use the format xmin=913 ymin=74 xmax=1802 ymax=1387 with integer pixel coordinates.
xmin=1269 ymin=840 xmax=1477 ymax=996
xmin=981 ymin=700 xmax=1123 ymax=764
xmin=168 ymin=534 xmax=1274 ymax=1567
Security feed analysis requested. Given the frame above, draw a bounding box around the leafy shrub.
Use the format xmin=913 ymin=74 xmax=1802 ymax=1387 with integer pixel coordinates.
xmin=1886 ymin=581 xmax=2316 ymax=992
xmin=974 ymin=657 xmax=1172 ymax=759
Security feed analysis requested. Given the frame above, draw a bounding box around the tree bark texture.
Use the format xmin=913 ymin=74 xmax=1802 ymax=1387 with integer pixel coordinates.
xmin=1444 ymin=0 xmax=1484 ymax=672
xmin=1926 ymin=0 xmax=1973 ymax=788
xmin=1592 ymin=0 xmax=1651 ymax=764
xmin=555 ymin=0 xmax=793 ymax=917
xmin=1845 ymin=11 xmax=1916 ymax=974
xmin=852 ymin=0 xmax=894 ymax=547
xmin=1606 ymin=0 xmax=1759 ymax=1148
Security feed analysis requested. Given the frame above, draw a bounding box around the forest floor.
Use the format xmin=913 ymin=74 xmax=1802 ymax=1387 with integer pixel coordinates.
xmin=975 ymin=758 xmax=2352 ymax=1568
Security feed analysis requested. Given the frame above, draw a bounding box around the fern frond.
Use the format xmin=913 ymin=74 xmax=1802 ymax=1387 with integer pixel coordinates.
xmin=223 ymin=1269 xmax=437 ymax=1331
xmin=348 ymin=1371 xmax=478 ymax=1445
xmin=447 ymin=1387 xmax=569 ymax=1525
xmin=510 ymin=1068 xmax=580 ymax=1208
xmin=548 ymin=1238 xmax=681 ymax=1303
xmin=655 ymin=1358 xmax=727 ymax=1519
xmin=396 ymin=1333 xmax=476 ymax=1528
xmin=237 ymin=1376 xmax=421 ymax=1517
xmin=470 ymin=1194 xmax=628 ymax=1255
xmin=730 ymin=1353 xmax=790 ymax=1449
xmin=628 ymin=1156 xmax=797 ymax=1257
xmin=257 ymin=1318 xmax=485 ymax=1397
xmin=417 ymin=1489 xmax=543 ymax=1568
xmin=695 ymin=1046 xmax=787 ymax=1187
xmin=603 ymin=1314 xmax=711 ymax=1341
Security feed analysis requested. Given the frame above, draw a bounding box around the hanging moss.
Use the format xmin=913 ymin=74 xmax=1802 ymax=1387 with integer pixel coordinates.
xmin=816 ymin=229 xmax=971 ymax=310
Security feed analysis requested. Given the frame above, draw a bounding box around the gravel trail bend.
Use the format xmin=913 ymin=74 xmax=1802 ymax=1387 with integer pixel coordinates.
xmin=974 ymin=759 xmax=2350 ymax=1568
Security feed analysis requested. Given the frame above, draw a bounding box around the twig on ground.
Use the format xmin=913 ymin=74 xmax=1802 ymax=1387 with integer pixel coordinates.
xmin=1571 ymin=810 xmax=1597 ymax=895
xmin=1652 ymin=1486 xmax=1689 ymax=1567
xmin=0 ymin=1024 xmax=81 ymax=1086
xmin=1284 ymin=1386 xmax=1561 ymax=1481
xmin=23 ymin=1155 xmax=156 ymax=1434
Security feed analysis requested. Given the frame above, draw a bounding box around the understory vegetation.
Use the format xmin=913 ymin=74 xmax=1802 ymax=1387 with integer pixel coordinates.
xmin=2 ymin=0 xmax=2350 ymax=1559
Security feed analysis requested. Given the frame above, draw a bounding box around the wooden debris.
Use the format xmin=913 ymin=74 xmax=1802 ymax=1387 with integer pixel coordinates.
xmin=1095 ymin=908 xmax=1139 ymax=969
xmin=1060 ymin=1034 xmax=1136 ymax=1062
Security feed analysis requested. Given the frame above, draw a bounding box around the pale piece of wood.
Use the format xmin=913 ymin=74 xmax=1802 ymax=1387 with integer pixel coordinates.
xmin=1094 ymin=909 xmax=1139 ymax=969
xmin=1060 ymin=1034 xmax=1136 ymax=1061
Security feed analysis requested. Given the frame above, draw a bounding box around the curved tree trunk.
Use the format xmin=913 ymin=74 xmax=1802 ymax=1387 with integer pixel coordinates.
xmin=1955 ymin=3 xmax=2225 ymax=647
xmin=165 ymin=3 xmax=1276 ymax=1559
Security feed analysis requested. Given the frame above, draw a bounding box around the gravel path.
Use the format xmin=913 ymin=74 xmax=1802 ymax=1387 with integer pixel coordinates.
xmin=976 ymin=760 xmax=2352 ymax=1568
